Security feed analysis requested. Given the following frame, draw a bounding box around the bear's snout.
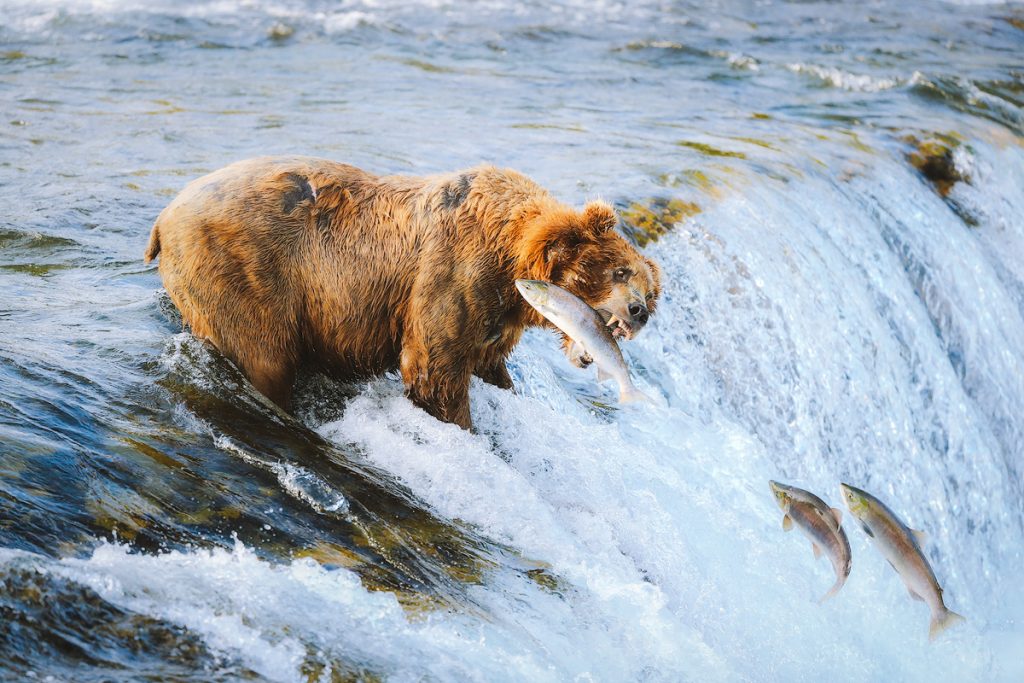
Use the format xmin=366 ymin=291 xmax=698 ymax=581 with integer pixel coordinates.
xmin=601 ymin=300 xmax=649 ymax=340
xmin=628 ymin=301 xmax=650 ymax=328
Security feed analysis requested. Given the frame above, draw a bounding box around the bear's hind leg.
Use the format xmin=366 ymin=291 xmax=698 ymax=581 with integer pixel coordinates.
xmin=247 ymin=359 xmax=297 ymax=411
xmin=192 ymin=314 xmax=298 ymax=410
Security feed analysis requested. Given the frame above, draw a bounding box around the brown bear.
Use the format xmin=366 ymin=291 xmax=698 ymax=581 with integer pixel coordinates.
xmin=144 ymin=157 xmax=660 ymax=430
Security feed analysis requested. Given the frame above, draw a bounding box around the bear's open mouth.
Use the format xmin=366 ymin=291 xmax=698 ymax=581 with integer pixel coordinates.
xmin=598 ymin=309 xmax=634 ymax=340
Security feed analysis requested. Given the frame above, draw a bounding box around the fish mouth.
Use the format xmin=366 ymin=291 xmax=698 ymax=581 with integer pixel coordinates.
xmin=768 ymin=480 xmax=788 ymax=508
xmin=515 ymin=279 xmax=546 ymax=298
xmin=597 ymin=308 xmax=635 ymax=340
xmin=839 ymin=483 xmax=864 ymax=515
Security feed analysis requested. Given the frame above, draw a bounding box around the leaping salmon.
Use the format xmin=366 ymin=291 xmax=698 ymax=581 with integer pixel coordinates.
xmin=770 ymin=480 xmax=852 ymax=603
xmin=840 ymin=483 xmax=965 ymax=641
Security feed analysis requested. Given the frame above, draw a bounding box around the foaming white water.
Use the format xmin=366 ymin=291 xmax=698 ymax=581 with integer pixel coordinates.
xmin=787 ymin=64 xmax=903 ymax=92
xmin=0 ymin=542 xmax=575 ymax=682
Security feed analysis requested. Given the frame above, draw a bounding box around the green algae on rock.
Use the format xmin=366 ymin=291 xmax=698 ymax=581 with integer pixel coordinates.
xmin=619 ymin=197 xmax=701 ymax=247
xmin=676 ymin=140 xmax=747 ymax=159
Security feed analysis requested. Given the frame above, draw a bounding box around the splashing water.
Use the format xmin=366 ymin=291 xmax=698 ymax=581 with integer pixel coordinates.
xmin=1 ymin=0 xmax=1023 ymax=681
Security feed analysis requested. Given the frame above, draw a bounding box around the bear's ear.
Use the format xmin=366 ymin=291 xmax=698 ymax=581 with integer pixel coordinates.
xmin=520 ymin=207 xmax=595 ymax=281
xmin=645 ymin=256 xmax=661 ymax=288
xmin=581 ymin=201 xmax=618 ymax=235
xmin=645 ymin=256 xmax=662 ymax=303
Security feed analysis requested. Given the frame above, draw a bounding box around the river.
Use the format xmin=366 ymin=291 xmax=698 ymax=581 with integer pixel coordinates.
xmin=1 ymin=1 xmax=1022 ymax=680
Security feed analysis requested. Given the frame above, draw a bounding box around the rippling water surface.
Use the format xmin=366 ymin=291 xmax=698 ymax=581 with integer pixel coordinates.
xmin=2 ymin=1 xmax=1023 ymax=680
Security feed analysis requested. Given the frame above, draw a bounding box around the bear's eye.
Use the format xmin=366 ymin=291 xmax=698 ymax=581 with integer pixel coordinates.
xmin=645 ymin=291 xmax=654 ymax=301
xmin=613 ymin=268 xmax=629 ymax=282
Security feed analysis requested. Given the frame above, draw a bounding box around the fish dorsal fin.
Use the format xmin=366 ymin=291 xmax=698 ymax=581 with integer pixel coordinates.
xmin=596 ymin=366 xmax=611 ymax=383
xmin=782 ymin=515 xmax=793 ymax=532
xmin=911 ymin=528 xmax=928 ymax=546
xmin=812 ymin=543 xmax=822 ymax=559
xmin=830 ymin=508 xmax=843 ymax=526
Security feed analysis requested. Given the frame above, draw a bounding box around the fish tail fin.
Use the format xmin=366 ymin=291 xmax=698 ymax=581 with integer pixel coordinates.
xmin=929 ymin=609 xmax=965 ymax=641
xmin=619 ymin=387 xmax=652 ymax=405
xmin=817 ymin=576 xmax=847 ymax=604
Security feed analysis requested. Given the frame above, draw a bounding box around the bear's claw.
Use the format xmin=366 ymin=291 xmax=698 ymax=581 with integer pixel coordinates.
xmin=567 ymin=340 xmax=594 ymax=369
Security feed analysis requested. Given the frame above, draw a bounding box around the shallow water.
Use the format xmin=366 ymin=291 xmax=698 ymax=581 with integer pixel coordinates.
xmin=1 ymin=0 xmax=1023 ymax=680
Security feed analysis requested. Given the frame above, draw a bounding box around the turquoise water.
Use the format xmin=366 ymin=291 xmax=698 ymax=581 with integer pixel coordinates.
xmin=1 ymin=1 xmax=1022 ymax=680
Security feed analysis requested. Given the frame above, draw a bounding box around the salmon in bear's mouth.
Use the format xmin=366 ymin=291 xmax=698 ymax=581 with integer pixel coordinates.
xmin=597 ymin=308 xmax=635 ymax=340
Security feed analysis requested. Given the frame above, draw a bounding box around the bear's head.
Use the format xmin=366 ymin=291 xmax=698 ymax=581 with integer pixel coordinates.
xmin=521 ymin=200 xmax=661 ymax=340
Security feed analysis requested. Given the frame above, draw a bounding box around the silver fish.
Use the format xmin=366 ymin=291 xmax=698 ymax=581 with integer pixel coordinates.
xmin=770 ymin=480 xmax=852 ymax=603
xmin=515 ymin=279 xmax=648 ymax=404
xmin=840 ymin=483 xmax=965 ymax=641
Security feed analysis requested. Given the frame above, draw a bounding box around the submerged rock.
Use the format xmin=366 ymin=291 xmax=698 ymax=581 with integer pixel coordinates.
xmin=902 ymin=132 xmax=979 ymax=225
xmin=619 ymin=197 xmax=701 ymax=247
xmin=267 ymin=23 xmax=295 ymax=41
xmin=902 ymin=133 xmax=966 ymax=198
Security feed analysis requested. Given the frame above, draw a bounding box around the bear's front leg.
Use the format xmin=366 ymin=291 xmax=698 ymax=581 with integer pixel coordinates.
xmin=474 ymin=355 xmax=514 ymax=390
xmin=399 ymin=319 xmax=476 ymax=431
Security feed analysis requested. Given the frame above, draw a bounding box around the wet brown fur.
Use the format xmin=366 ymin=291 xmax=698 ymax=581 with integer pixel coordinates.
xmin=145 ymin=156 xmax=660 ymax=429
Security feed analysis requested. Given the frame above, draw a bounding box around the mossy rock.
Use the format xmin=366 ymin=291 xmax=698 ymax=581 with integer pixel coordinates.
xmin=902 ymin=132 xmax=965 ymax=197
xmin=619 ymin=197 xmax=701 ymax=247
xmin=525 ymin=567 xmax=569 ymax=595
xmin=655 ymin=169 xmax=717 ymax=193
